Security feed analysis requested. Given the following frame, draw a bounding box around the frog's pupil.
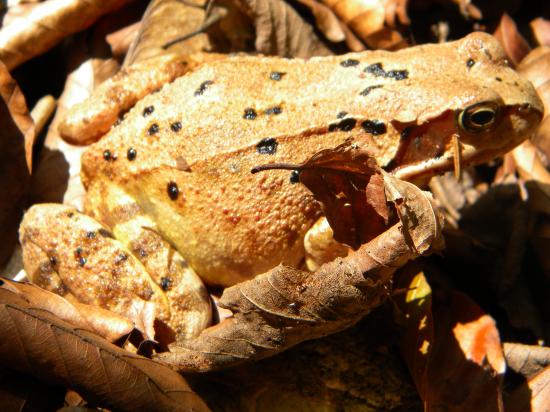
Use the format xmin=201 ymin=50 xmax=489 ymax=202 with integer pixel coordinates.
xmin=167 ymin=181 xmax=179 ymax=200
xmin=471 ymin=109 xmax=495 ymax=126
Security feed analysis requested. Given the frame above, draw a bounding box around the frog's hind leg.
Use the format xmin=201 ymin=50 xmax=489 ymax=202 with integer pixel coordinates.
xmin=84 ymin=180 xmax=212 ymax=342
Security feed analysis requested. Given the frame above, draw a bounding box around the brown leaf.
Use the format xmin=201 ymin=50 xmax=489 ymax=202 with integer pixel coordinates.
xmin=30 ymin=36 xmax=121 ymax=209
xmin=253 ymin=143 xmax=392 ymax=249
xmin=0 ymin=367 xmax=65 ymax=412
xmin=124 ymin=0 xmax=213 ymax=64
xmin=0 ymin=59 xmax=34 ymax=268
xmin=294 ymin=0 xmax=346 ymax=43
xmin=531 ymin=17 xmax=550 ymax=47
xmin=0 ymin=286 xmax=211 ymax=411
xmin=224 ymin=0 xmax=334 ymax=57
xmin=504 ymin=342 xmax=550 ymax=379
xmin=1 ymin=278 xmax=134 ymax=342
xmin=0 ymin=0 xmax=133 ymax=70
xmin=397 ymin=278 xmax=505 ymax=412
xmin=507 ymin=366 xmax=550 ymax=412
xmin=320 ymin=0 xmax=409 ymax=50
xmin=106 ymin=21 xmax=141 ymax=60
xmin=493 ymin=13 xmax=531 ymax=67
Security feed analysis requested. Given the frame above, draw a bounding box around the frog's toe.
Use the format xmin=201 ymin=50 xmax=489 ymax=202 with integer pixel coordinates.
xmin=19 ymin=204 xmax=211 ymax=343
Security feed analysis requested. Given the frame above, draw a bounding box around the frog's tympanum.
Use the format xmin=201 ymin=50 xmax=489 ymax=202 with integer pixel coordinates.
xmin=20 ymin=33 xmax=542 ymax=339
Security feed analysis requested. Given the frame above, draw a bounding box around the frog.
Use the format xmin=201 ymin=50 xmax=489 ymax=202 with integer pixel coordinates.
xmin=20 ymin=32 xmax=542 ymax=340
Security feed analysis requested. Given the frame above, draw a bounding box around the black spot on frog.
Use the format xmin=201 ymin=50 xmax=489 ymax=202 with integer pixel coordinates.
xmin=148 ymin=123 xmax=160 ymax=135
xmin=336 ymin=111 xmax=348 ymax=119
xmin=160 ymin=277 xmax=173 ymax=291
xmin=167 ymin=181 xmax=179 ymax=200
xmin=289 ymin=170 xmax=300 ymax=183
xmin=243 ymin=108 xmax=257 ymax=120
xmin=143 ymin=106 xmax=154 ymax=117
xmin=256 ymin=138 xmax=278 ymax=155
xmin=127 ymin=147 xmax=137 ymax=161
xmin=86 ymin=231 xmax=96 ymax=239
xmin=359 ymin=85 xmax=383 ymax=96
xmin=194 ymin=80 xmax=214 ymax=96
xmin=466 ymin=58 xmax=475 ymax=69
xmin=340 ymin=59 xmax=360 ymax=67
xmin=170 ymin=121 xmax=182 ymax=132
xmin=265 ymin=106 xmax=282 ymax=115
xmin=329 ymin=118 xmax=357 ymax=132
xmin=269 ymin=71 xmax=285 ymax=81
xmin=361 ymin=120 xmax=387 ymax=135
xmin=364 ymin=63 xmax=408 ymax=80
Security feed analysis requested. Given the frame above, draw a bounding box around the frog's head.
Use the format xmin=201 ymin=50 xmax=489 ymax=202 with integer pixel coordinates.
xmin=386 ymin=32 xmax=543 ymax=181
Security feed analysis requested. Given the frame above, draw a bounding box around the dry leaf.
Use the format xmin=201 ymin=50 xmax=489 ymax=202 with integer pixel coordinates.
xmin=0 ymin=60 xmax=34 ymax=268
xmin=124 ymin=0 xmax=212 ymax=65
xmin=30 ymin=35 xmax=121 ymax=209
xmin=397 ymin=275 xmax=505 ymax=412
xmin=1 ymin=278 xmax=134 ymax=342
xmin=224 ymin=0 xmax=334 ymax=57
xmin=0 ymin=0 xmax=133 ymax=70
xmin=504 ymin=343 xmax=550 ymax=379
xmin=493 ymin=13 xmax=531 ymax=67
xmin=0 ymin=366 xmax=66 ymax=412
xmin=395 ymin=263 xmax=434 ymax=400
xmin=294 ymin=0 xmax=346 ymax=42
xmin=0 ymin=286 xmax=211 ymax=411
xmin=507 ymin=366 xmax=550 ymax=412
xmin=106 ymin=21 xmax=141 ymax=59
xmin=320 ymin=0 xmax=409 ymax=50
xmin=531 ymin=17 xmax=550 ymax=47
xmin=159 ymin=149 xmax=443 ymax=372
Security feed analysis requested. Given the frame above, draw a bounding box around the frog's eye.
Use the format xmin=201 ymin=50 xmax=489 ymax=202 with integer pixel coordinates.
xmin=457 ymin=101 xmax=500 ymax=133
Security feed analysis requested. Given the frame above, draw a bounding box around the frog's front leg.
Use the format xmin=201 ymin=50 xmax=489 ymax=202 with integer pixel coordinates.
xmin=20 ymin=192 xmax=211 ymax=343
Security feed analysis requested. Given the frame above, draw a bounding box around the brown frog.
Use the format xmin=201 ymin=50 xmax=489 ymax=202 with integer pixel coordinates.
xmin=20 ymin=32 xmax=542 ymax=339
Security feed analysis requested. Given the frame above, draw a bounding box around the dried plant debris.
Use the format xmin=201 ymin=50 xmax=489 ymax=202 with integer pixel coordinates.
xmin=0 ymin=60 xmax=34 ymax=268
xmin=0 ymin=286 xmax=211 ymax=412
xmin=0 ymin=0 xmax=133 ymax=70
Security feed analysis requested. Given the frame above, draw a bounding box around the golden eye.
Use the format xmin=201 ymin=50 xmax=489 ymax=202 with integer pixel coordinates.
xmin=457 ymin=101 xmax=500 ymax=133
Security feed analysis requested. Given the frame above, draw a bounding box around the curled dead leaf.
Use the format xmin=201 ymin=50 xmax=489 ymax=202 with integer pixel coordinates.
xmin=223 ymin=0 xmax=334 ymax=57
xmin=504 ymin=342 xmax=550 ymax=378
xmin=396 ymin=269 xmax=505 ymax=412
xmin=0 ymin=286 xmax=211 ymax=411
xmin=493 ymin=13 xmax=531 ymax=67
xmin=531 ymin=17 xmax=550 ymax=47
xmin=320 ymin=0 xmax=409 ymax=50
xmin=124 ymin=0 xmax=212 ymax=65
xmin=0 ymin=60 xmax=34 ymax=268
xmin=0 ymin=0 xmax=133 ymax=70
